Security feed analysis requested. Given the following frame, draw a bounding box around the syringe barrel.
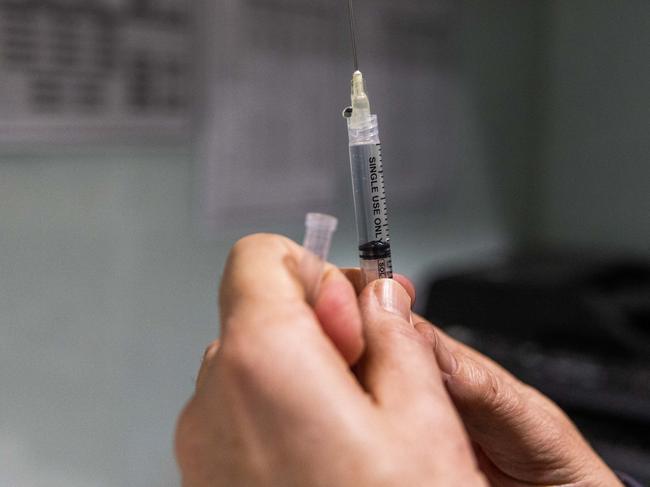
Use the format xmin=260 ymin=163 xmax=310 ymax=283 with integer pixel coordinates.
xmin=347 ymin=115 xmax=393 ymax=284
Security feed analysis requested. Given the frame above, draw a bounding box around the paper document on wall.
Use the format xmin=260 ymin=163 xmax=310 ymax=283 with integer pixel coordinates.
xmin=198 ymin=0 xmax=462 ymax=232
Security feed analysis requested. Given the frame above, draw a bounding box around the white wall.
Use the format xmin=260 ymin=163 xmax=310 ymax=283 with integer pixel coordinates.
xmin=0 ymin=149 xmax=220 ymax=486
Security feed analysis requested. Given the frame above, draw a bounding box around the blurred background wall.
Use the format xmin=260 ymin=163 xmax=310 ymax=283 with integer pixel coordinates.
xmin=0 ymin=1 xmax=648 ymax=486
xmin=536 ymin=1 xmax=650 ymax=252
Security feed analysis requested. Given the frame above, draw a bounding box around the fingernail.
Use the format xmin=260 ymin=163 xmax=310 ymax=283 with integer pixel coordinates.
xmin=435 ymin=337 xmax=458 ymax=375
xmin=373 ymin=279 xmax=411 ymax=321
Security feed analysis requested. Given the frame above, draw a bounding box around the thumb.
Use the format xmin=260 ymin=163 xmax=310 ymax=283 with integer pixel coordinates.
xmin=358 ymin=284 xmax=480 ymax=473
xmin=357 ymin=280 xmax=451 ymax=412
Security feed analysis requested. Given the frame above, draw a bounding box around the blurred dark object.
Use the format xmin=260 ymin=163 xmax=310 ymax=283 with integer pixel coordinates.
xmin=424 ymin=250 xmax=650 ymax=483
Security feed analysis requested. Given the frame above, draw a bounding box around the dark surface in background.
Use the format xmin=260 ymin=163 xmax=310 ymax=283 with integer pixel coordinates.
xmin=424 ymin=251 xmax=650 ymax=483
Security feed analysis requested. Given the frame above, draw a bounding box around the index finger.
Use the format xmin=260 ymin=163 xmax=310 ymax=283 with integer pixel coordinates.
xmin=197 ymin=234 xmax=373 ymax=435
xmin=219 ymin=234 xmax=306 ymax=327
xmin=218 ymin=233 xmax=364 ymax=364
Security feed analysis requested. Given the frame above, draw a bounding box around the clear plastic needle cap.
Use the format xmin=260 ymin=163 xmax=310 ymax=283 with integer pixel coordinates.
xmin=300 ymin=213 xmax=339 ymax=303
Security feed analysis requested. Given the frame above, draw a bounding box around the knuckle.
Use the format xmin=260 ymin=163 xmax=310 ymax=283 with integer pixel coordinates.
xmin=215 ymin=332 xmax=261 ymax=382
xmin=481 ymin=369 xmax=522 ymax=417
xmin=461 ymin=358 xmax=523 ymax=416
xmin=202 ymin=340 xmax=221 ymax=363
xmin=229 ymin=233 xmax=289 ymax=260
xmin=175 ymin=401 xmax=207 ymax=472
xmin=414 ymin=322 xmax=437 ymax=346
xmin=220 ymin=234 xmax=294 ymax=307
xmin=371 ymin=319 xmax=434 ymax=363
xmin=375 ymin=317 xmax=422 ymax=344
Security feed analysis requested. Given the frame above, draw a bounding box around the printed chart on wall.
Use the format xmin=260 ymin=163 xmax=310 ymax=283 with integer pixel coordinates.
xmin=198 ymin=0 xmax=462 ymax=233
xmin=0 ymin=0 xmax=190 ymax=144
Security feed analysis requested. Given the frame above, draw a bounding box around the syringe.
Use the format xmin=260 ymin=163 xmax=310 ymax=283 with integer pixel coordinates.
xmin=343 ymin=0 xmax=393 ymax=285
xmin=343 ymin=72 xmax=393 ymax=285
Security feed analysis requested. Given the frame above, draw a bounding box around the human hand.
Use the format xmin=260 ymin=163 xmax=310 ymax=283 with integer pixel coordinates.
xmin=175 ymin=234 xmax=486 ymax=487
xmin=414 ymin=317 xmax=623 ymax=487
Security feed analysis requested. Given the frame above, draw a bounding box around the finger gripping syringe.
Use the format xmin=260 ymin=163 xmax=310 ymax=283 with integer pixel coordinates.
xmin=344 ymin=71 xmax=393 ymax=285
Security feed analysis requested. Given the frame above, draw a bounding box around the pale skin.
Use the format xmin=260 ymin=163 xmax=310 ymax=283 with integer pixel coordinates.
xmin=175 ymin=234 xmax=623 ymax=487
